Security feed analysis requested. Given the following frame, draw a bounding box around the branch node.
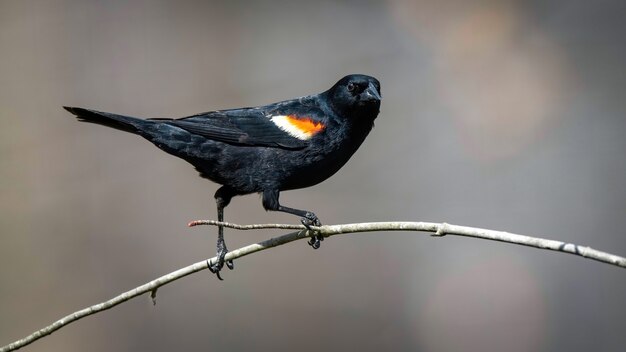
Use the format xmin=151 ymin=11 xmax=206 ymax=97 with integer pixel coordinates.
xmin=433 ymin=222 xmax=449 ymax=237
xmin=150 ymin=288 xmax=158 ymax=306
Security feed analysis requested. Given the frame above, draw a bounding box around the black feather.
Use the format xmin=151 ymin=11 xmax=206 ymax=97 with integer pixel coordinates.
xmin=64 ymin=106 xmax=143 ymax=134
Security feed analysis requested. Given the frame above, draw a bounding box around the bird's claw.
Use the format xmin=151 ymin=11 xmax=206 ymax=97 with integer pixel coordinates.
xmin=208 ymin=247 xmax=234 ymax=280
xmin=308 ymin=236 xmax=323 ymax=249
xmin=301 ymin=212 xmax=321 ymax=228
xmin=301 ymin=212 xmax=324 ymax=249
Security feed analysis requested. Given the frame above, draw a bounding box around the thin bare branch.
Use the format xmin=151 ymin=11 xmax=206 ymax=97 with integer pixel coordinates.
xmin=187 ymin=219 xmax=306 ymax=230
xmin=3 ymin=221 xmax=625 ymax=351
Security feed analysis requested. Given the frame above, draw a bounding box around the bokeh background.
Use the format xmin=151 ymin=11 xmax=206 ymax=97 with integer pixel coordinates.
xmin=1 ymin=0 xmax=625 ymax=351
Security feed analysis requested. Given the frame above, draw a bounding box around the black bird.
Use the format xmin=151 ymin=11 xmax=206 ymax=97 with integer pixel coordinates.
xmin=65 ymin=74 xmax=381 ymax=279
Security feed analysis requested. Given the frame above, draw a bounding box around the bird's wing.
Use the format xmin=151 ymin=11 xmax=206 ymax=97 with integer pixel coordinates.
xmin=152 ymin=98 xmax=327 ymax=149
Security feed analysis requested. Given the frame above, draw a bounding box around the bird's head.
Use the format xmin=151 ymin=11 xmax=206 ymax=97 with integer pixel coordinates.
xmin=325 ymin=74 xmax=381 ymax=118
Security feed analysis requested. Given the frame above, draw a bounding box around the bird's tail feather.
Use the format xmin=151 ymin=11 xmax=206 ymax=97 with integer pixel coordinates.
xmin=64 ymin=106 xmax=147 ymax=134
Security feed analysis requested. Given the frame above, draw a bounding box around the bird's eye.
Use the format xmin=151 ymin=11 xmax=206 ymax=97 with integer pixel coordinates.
xmin=347 ymin=82 xmax=356 ymax=92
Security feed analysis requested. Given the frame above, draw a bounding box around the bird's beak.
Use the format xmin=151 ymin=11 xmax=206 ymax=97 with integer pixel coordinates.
xmin=364 ymin=82 xmax=381 ymax=101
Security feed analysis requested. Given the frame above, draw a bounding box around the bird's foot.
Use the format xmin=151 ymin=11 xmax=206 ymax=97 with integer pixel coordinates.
xmin=208 ymin=241 xmax=234 ymax=280
xmin=301 ymin=212 xmax=324 ymax=249
xmin=308 ymin=235 xmax=324 ymax=249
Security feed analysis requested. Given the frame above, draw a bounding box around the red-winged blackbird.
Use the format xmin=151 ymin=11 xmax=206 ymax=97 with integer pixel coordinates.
xmin=65 ymin=74 xmax=381 ymax=278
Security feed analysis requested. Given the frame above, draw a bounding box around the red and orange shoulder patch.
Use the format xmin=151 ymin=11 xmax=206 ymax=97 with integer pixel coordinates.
xmin=270 ymin=115 xmax=325 ymax=140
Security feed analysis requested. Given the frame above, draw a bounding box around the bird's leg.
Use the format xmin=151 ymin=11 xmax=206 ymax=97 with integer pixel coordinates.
xmin=208 ymin=187 xmax=235 ymax=280
xmin=262 ymin=190 xmax=324 ymax=249
xmin=279 ymin=205 xmax=324 ymax=249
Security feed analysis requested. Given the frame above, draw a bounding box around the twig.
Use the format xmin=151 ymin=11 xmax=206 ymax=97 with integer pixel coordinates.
xmin=2 ymin=221 xmax=625 ymax=351
xmin=187 ymin=219 xmax=305 ymax=230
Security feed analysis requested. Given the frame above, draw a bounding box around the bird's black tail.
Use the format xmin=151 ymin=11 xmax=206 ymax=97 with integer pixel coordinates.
xmin=64 ymin=106 xmax=148 ymax=134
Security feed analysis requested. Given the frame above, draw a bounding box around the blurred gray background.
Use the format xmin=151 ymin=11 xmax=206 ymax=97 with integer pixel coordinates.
xmin=1 ymin=0 xmax=625 ymax=351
